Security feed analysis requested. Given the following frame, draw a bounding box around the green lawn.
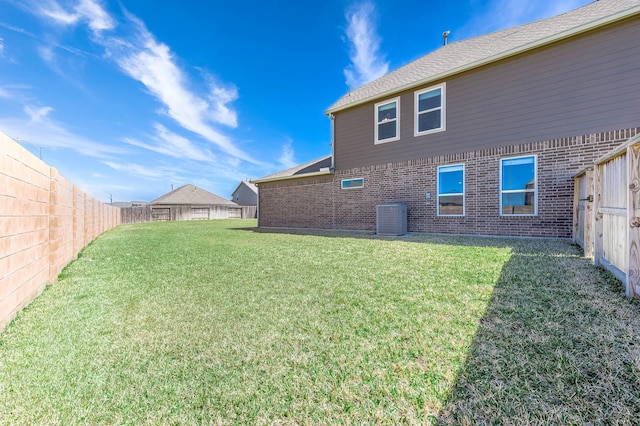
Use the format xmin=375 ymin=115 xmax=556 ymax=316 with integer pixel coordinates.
xmin=1 ymin=219 xmax=639 ymax=424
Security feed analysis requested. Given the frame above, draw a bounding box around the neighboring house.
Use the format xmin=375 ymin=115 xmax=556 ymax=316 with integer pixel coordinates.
xmin=149 ymin=184 xmax=241 ymax=221
xmin=254 ymin=0 xmax=640 ymax=238
xmin=110 ymin=201 xmax=148 ymax=208
xmin=231 ymin=180 xmax=258 ymax=206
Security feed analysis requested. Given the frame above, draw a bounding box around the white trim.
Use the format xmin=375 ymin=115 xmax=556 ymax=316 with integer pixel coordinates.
xmin=252 ymin=169 xmax=333 ymax=184
xmin=499 ymin=154 xmax=538 ymax=216
xmin=341 ymin=177 xmax=364 ymax=190
xmin=437 ymin=163 xmax=465 ymax=217
xmin=374 ymin=97 xmax=400 ymax=144
xmin=415 ymin=83 xmax=446 ymax=136
xmin=325 ymin=6 xmax=640 ymax=115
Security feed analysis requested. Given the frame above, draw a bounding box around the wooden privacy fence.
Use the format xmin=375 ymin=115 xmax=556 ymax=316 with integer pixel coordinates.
xmin=574 ymin=134 xmax=640 ymax=297
xmin=120 ymin=205 xmax=257 ymax=224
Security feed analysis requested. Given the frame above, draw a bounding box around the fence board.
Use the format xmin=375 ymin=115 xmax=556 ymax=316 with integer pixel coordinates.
xmin=120 ymin=204 xmax=249 ymax=223
xmin=584 ymin=135 xmax=640 ymax=297
xmin=584 ymin=170 xmax=594 ymax=258
xmin=241 ymin=206 xmax=257 ymax=219
xmin=628 ymin=143 xmax=640 ymax=297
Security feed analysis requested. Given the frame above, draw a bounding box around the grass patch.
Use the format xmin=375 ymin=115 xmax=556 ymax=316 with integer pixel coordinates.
xmin=439 ymin=239 xmax=640 ymax=424
xmin=0 ymin=220 xmax=638 ymax=424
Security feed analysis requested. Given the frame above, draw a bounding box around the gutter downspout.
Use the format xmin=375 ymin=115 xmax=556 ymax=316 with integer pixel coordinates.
xmin=329 ymin=113 xmax=335 ymax=171
xmin=256 ymin=183 xmax=260 ymax=227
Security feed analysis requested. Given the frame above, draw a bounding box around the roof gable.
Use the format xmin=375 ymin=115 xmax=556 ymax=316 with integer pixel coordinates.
xmin=231 ymin=180 xmax=258 ymax=196
xmin=253 ymin=156 xmax=332 ymax=184
xmin=150 ymin=184 xmax=237 ymax=205
xmin=327 ymin=0 xmax=640 ymax=113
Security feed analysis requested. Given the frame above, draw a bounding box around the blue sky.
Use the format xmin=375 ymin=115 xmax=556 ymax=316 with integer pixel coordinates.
xmin=0 ymin=0 xmax=591 ymax=203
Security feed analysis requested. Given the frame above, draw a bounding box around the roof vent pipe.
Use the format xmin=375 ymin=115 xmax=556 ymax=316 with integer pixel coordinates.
xmin=442 ymin=30 xmax=450 ymax=46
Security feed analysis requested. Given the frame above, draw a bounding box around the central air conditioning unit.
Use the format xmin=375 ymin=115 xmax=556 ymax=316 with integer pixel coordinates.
xmin=376 ymin=203 xmax=407 ymax=236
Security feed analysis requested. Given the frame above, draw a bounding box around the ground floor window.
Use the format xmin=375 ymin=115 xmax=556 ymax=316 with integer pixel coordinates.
xmin=500 ymin=155 xmax=536 ymax=215
xmin=341 ymin=178 xmax=364 ymax=189
xmin=437 ymin=164 xmax=464 ymax=216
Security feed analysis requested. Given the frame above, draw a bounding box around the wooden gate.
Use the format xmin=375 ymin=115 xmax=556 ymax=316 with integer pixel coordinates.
xmin=151 ymin=207 xmax=170 ymax=221
xmin=573 ymin=170 xmax=594 ymax=256
xmin=594 ymin=154 xmax=628 ymax=282
xmin=191 ymin=207 xmax=210 ymax=220
xmin=581 ymin=135 xmax=640 ymax=298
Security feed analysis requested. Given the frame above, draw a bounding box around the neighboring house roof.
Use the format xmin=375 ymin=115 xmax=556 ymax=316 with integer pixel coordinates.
xmin=111 ymin=202 xmax=133 ymax=208
xmin=253 ymin=156 xmax=332 ymax=184
xmin=110 ymin=201 xmax=148 ymax=208
xmin=150 ymin=184 xmax=237 ymax=205
xmin=231 ymin=180 xmax=258 ymax=197
xmin=327 ymin=0 xmax=640 ymax=113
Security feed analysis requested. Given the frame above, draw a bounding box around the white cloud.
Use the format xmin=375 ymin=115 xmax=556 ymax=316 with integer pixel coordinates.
xmin=278 ymin=140 xmax=296 ymax=169
xmin=37 ymin=44 xmax=55 ymax=63
xmin=0 ymin=105 xmax=125 ymax=157
xmin=343 ymin=1 xmax=389 ymax=90
xmin=208 ymin=84 xmax=238 ymax=128
xmin=105 ymin=14 xmax=258 ymax=164
xmin=102 ymin=161 xmax=171 ymax=180
xmin=0 ymin=22 xmax=34 ymax=37
xmin=102 ymin=157 xmax=246 ymax=187
xmin=24 ymin=105 xmax=54 ymax=122
xmin=459 ymin=0 xmax=591 ymax=38
xmin=123 ymin=123 xmax=217 ymax=163
xmin=36 ymin=0 xmax=114 ymax=33
xmin=18 ymin=0 xmax=264 ymax=168
xmin=0 ymin=84 xmax=30 ymax=99
xmin=76 ymin=0 xmax=115 ymax=32
xmin=0 ymin=37 xmax=4 ymax=55
xmin=39 ymin=1 xmax=80 ymax=26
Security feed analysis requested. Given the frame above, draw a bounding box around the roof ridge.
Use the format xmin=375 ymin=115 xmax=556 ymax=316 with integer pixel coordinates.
xmin=253 ymin=155 xmax=332 ymax=183
xmin=327 ymin=0 xmax=640 ymax=113
xmin=150 ymin=183 xmax=236 ymax=205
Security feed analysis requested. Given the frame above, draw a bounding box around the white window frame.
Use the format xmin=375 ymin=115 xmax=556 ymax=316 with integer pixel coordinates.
xmin=499 ymin=154 xmax=538 ymax=216
xmin=437 ymin=163 xmax=465 ymax=217
xmin=341 ymin=178 xmax=364 ymax=190
xmin=374 ymin=97 xmax=400 ymax=144
xmin=414 ymin=83 xmax=446 ymax=136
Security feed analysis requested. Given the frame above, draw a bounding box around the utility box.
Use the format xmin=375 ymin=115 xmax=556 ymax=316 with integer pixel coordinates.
xmin=376 ymin=203 xmax=407 ymax=236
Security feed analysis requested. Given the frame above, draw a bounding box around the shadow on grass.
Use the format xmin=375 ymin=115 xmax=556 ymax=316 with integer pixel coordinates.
xmin=240 ymin=226 xmax=640 ymax=423
xmin=436 ymin=240 xmax=640 ymax=424
xmin=231 ymin=225 xmax=375 ymax=238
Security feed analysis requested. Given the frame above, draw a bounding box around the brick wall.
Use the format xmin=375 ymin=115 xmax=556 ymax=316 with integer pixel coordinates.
xmin=258 ymin=128 xmax=638 ymax=237
xmin=0 ymin=131 xmax=120 ymax=331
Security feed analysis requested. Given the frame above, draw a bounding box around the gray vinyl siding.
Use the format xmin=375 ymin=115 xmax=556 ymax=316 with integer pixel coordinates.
xmin=232 ymin=184 xmax=257 ymax=206
xmin=334 ymin=16 xmax=640 ymax=170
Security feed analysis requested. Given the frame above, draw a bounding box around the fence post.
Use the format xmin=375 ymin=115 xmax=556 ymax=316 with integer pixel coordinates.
xmin=584 ymin=169 xmax=595 ymax=258
xmin=573 ymin=174 xmax=580 ymax=244
xmin=48 ymin=167 xmax=59 ymax=283
xmin=593 ymin=163 xmax=604 ymax=268
xmin=627 ymin=143 xmax=640 ymax=298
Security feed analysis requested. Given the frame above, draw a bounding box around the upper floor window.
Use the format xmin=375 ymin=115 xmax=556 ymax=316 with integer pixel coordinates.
xmin=438 ymin=164 xmax=464 ymax=216
xmin=415 ymin=83 xmax=445 ymax=136
xmin=500 ymin=155 xmax=537 ymax=216
xmin=375 ymin=97 xmax=400 ymax=144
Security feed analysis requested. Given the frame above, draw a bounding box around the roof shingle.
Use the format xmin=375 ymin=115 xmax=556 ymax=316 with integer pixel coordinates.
xmin=150 ymin=184 xmax=237 ymax=205
xmin=253 ymin=156 xmax=332 ymax=183
xmin=327 ymin=0 xmax=640 ymax=113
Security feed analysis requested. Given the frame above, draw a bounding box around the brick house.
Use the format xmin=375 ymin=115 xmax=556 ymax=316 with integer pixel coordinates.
xmin=254 ymin=0 xmax=640 ymax=238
